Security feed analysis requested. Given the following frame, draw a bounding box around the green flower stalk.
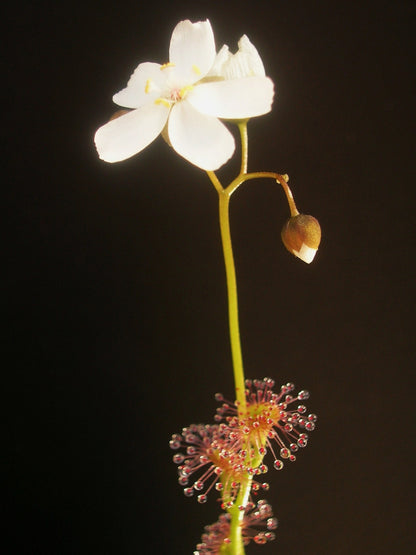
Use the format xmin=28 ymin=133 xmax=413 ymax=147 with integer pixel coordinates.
xmin=202 ymin=121 xmax=317 ymax=554
xmin=94 ymin=18 xmax=320 ymax=555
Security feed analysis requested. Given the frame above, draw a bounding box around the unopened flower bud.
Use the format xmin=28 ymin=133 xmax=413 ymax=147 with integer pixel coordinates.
xmin=281 ymin=214 xmax=321 ymax=264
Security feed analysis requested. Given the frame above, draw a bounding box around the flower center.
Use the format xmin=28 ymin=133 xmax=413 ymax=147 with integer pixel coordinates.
xmin=169 ymin=88 xmax=182 ymax=101
xmin=151 ymin=62 xmax=196 ymax=108
xmin=155 ymin=84 xmax=194 ymax=108
xmin=170 ymin=84 xmax=193 ymax=101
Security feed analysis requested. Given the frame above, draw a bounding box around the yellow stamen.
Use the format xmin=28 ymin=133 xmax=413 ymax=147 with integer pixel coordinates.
xmin=160 ymin=62 xmax=175 ymax=70
xmin=154 ymin=98 xmax=171 ymax=108
xmin=192 ymin=64 xmax=201 ymax=75
xmin=145 ymin=79 xmax=152 ymax=94
xmin=179 ymin=85 xmax=194 ymax=98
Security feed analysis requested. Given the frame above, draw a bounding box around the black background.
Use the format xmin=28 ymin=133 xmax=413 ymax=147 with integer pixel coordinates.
xmin=5 ymin=1 xmax=415 ymax=554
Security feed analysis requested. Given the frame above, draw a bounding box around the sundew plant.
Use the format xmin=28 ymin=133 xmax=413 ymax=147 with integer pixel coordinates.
xmin=95 ymin=19 xmax=321 ymax=555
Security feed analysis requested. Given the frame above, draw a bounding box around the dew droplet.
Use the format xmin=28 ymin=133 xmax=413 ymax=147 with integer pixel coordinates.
xmin=197 ymin=494 xmax=208 ymax=503
xmin=184 ymin=487 xmax=194 ymax=497
xmin=273 ymin=459 xmax=284 ymax=470
xmin=267 ymin=517 xmax=278 ymax=530
xmin=254 ymin=533 xmax=267 ymax=545
xmin=181 ymin=465 xmax=192 ymax=476
xmin=280 ymin=447 xmax=290 ymax=458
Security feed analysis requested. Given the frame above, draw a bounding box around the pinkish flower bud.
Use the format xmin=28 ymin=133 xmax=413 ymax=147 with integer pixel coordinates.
xmin=281 ymin=214 xmax=321 ymax=264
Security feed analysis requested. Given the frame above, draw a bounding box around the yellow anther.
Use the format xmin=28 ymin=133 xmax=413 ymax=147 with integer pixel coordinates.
xmin=160 ymin=62 xmax=175 ymax=70
xmin=145 ymin=79 xmax=152 ymax=94
xmin=192 ymin=64 xmax=201 ymax=75
xmin=154 ymin=98 xmax=171 ymax=108
xmin=179 ymin=85 xmax=194 ymax=98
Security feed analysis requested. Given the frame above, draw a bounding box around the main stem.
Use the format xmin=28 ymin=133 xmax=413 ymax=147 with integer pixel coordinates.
xmin=206 ymin=123 xmax=298 ymax=554
xmin=218 ymin=190 xmax=247 ymax=412
xmin=218 ymin=190 xmax=249 ymax=555
xmin=204 ymin=172 xmax=248 ymax=554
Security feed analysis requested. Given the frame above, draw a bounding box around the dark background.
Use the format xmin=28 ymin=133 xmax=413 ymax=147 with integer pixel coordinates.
xmin=5 ymin=1 xmax=415 ymax=553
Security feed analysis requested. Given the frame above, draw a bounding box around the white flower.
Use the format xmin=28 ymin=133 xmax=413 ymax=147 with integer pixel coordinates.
xmin=207 ymin=34 xmax=266 ymax=80
xmin=94 ymin=20 xmax=274 ymax=171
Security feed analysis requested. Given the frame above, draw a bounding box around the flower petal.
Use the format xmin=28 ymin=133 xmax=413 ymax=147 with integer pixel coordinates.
xmin=208 ymin=35 xmax=266 ymax=79
xmin=112 ymin=62 xmax=167 ymax=109
xmin=188 ymin=77 xmax=275 ymax=119
xmin=169 ymin=20 xmax=216 ymax=84
xmin=94 ymin=102 xmax=170 ymax=163
xmin=168 ymin=101 xmax=235 ymax=170
xmin=206 ymin=44 xmax=230 ymax=78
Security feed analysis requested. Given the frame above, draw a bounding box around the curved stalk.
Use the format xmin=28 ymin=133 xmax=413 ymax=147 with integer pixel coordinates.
xmin=226 ymin=172 xmax=299 ymax=217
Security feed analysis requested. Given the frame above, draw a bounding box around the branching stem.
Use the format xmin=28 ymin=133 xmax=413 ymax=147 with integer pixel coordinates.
xmin=205 ymin=122 xmax=299 ymax=555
